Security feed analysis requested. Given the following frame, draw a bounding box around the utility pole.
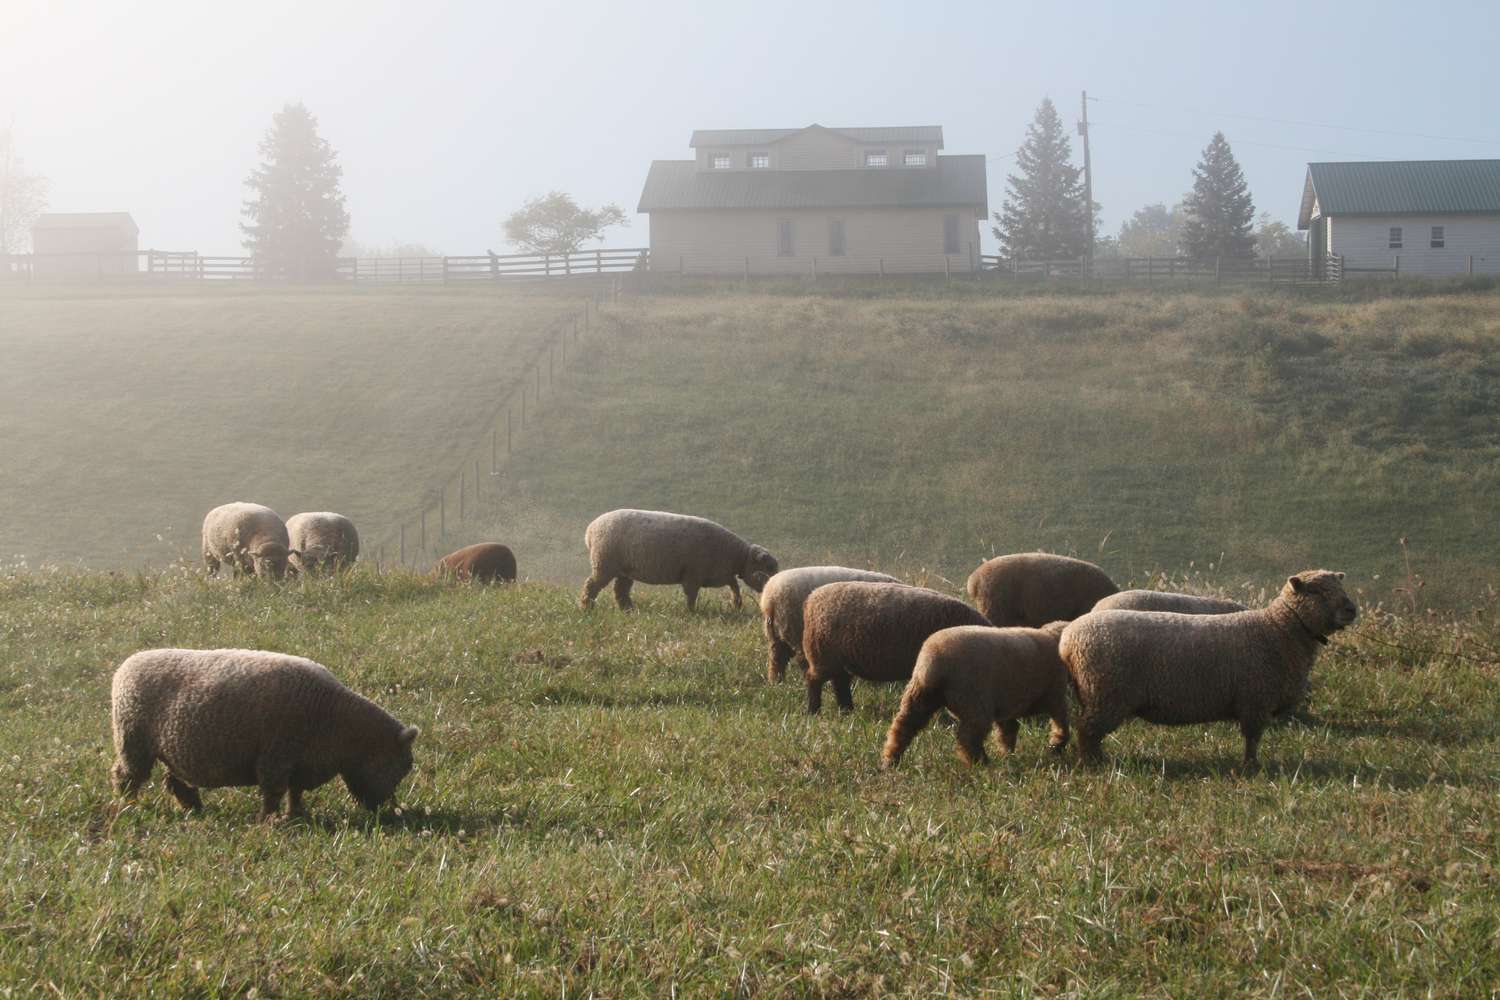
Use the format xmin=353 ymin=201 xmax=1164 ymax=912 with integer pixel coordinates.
xmin=1079 ymin=90 xmax=1094 ymax=276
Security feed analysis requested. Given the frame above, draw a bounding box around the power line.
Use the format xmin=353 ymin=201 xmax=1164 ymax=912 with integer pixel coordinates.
xmin=1091 ymin=95 xmax=1500 ymax=148
xmin=1089 ymin=120 xmax=1393 ymax=161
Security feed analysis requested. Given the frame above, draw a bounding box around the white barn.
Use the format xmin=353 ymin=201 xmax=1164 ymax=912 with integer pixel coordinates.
xmin=1298 ymin=160 xmax=1500 ymax=276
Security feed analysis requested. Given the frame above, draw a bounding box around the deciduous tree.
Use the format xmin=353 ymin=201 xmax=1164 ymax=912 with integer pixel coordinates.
xmin=0 ymin=129 xmax=47 ymax=253
xmin=503 ymin=192 xmax=626 ymax=255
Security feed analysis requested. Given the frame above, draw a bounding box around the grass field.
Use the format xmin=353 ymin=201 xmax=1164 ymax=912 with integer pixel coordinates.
xmin=1 ymin=570 xmax=1496 ymax=996
xmin=0 ymin=283 xmax=581 ymax=569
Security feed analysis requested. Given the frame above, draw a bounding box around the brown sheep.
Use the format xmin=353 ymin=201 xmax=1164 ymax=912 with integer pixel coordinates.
xmin=800 ymin=581 xmax=990 ymax=714
xmin=882 ymin=622 xmax=1070 ymax=768
xmin=201 ymin=502 xmax=293 ymax=580
xmin=1092 ymin=590 xmax=1247 ymax=614
xmin=759 ymin=566 xmax=901 ymax=683
xmin=1059 ymin=570 xmax=1357 ymax=769
xmin=110 ymin=648 xmax=418 ymax=820
xmin=579 ymin=509 xmax=778 ymax=611
xmin=436 ymin=543 xmax=517 ymax=583
xmin=966 ymin=553 xmax=1118 ymax=626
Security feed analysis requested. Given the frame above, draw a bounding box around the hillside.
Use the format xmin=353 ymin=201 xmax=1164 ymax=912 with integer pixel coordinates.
xmin=0 ymin=283 xmax=580 ymax=568
xmin=463 ymin=280 xmax=1500 ymax=608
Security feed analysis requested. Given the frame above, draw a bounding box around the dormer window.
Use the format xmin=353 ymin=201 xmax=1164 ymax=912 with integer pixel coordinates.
xmin=903 ymin=149 xmax=928 ymax=167
xmin=749 ymin=152 xmax=769 ymax=169
xmin=710 ymin=154 xmax=732 ymax=169
xmin=864 ymin=150 xmax=888 ymax=168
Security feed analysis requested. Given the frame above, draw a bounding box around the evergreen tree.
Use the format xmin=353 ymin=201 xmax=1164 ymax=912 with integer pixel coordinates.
xmin=241 ymin=103 xmax=350 ymax=280
xmin=993 ymin=98 xmax=1093 ymax=260
xmin=1179 ymin=132 xmax=1256 ymax=259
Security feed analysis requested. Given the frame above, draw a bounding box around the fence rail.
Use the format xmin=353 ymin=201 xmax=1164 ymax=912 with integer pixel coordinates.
xmin=977 ymin=253 xmax=1342 ymax=283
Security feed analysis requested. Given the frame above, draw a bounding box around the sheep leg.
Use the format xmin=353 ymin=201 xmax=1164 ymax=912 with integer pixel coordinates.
xmin=1044 ymin=691 xmax=1071 ymax=753
xmin=727 ymin=578 xmax=742 ymax=610
xmin=1074 ymin=710 xmax=1119 ymax=767
xmin=830 ymin=675 xmax=855 ymax=713
xmin=681 ymin=582 xmax=699 ymax=611
xmin=881 ymin=683 xmax=944 ymax=768
xmin=613 ymin=576 xmax=636 ymax=611
xmin=256 ymin=757 xmax=293 ymax=820
xmin=805 ymin=673 xmax=826 ymax=715
xmin=202 ymin=552 xmax=220 ymax=576
xmin=164 ymin=773 xmax=203 ymax=812
xmin=110 ymin=743 xmax=153 ymax=798
xmin=956 ymin=716 xmax=991 ymax=765
xmin=287 ymin=787 xmax=307 ymax=819
xmin=1239 ymin=718 xmax=1266 ymax=772
xmin=579 ymin=572 xmax=611 ymax=609
xmin=766 ymin=636 xmax=795 ymax=683
xmin=995 ymin=718 xmax=1020 ymax=754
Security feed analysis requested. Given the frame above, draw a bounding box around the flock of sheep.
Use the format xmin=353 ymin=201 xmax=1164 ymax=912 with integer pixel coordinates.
xmin=108 ymin=502 xmax=1358 ymax=822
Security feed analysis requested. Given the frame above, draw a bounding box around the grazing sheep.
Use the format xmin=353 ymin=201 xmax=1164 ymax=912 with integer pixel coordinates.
xmin=110 ymin=648 xmax=418 ymax=820
xmin=1059 ymin=570 xmax=1357 ymax=769
xmin=966 ymin=553 xmax=1118 ymax=627
xmin=760 ymin=566 xmax=900 ymax=683
xmin=201 ymin=502 xmax=292 ymax=580
xmin=286 ymin=512 xmax=360 ymax=574
xmin=882 ymin=622 xmax=1070 ymax=768
xmin=579 ymin=509 xmax=778 ymax=611
xmin=1093 ymin=590 xmax=1248 ymax=615
xmin=436 ymin=542 xmax=517 ymax=583
xmin=800 ymin=582 xmax=990 ymax=714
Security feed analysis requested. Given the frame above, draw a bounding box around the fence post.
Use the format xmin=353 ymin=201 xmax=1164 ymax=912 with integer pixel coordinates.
xmin=475 ymin=459 xmax=481 ymax=503
xmin=597 ymin=249 xmax=602 ymax=274
xmin=811 ymin=256 xmax=817 ymax=281
xmin=549 ymin=345 xmax=554 ymax=385
xmin=1394 ymin=255 xmax=1400 ymax=276
xmin=419 ymin=510 xmax=426 ymax=554
xmin=879 ymin=257 xmax=885 ymax=278
xmin=400 ymin=524 xmax=406 ymax=566
xmin=1268 ymin=255 xmax=1274 ymax=284
xmin=442 ymin=256 xmax=450 ymax=284
xmin=1469 ymin=255 xmax=1474 ymax=274
xmin=744 ymin=256 xmax=750 ymax=282
xmin=507 ymin=407 xmax=512 ymax=454
xmin=439 ymin=486 xmax=446 ymax=537
xmin=491 ymin=428 xmax=498 ymax=474
xmin=969 ymin=241 xmax=975 ymax=274
xmin=1215 ymin=256 xmax=1221 ymax=285
xmin=459 ymin=469 xmax=465 ymax=521
xmin=679 ymin=254 xmax=684 ymax=275
xmin=1146 ymin=256 xmax=1152 ymax=283
xmin=521 ymin=384 xmax=527 ymax=427
xmin=536 ymin=364 xmax=541 ymax=403
xmin=944 ymin=255 xmax=951 ymax=281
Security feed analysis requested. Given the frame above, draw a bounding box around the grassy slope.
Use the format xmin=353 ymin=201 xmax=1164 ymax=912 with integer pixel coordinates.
xmin=468 ymin=281 xmax=1500 ymax=609
xmin=0 ymin=284 xmax=577 ymax=569
xmin=0 ymin=571 xmax=1496 ymax=996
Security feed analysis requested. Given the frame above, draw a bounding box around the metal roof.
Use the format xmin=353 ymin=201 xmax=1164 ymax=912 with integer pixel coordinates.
xmin=1298 ymin=160 xmax=1500 ymax=229
xmin=689 ymin=124 xmax=944 ymax=149
xmin=32 ymin=212 xmax=139 ymax=232
xmin=638 ymin=155 xmax=986 ymax=213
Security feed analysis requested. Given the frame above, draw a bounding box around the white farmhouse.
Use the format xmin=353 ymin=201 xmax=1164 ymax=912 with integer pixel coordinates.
xmin=1298 ymin=160 xmax=1500 ymax=276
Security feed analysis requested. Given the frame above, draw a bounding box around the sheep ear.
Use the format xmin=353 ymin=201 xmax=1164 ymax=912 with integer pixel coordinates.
xmin=1288 ymin=575 xmax=1305 ymax=593
xmin=400 ymin=726 xmax=420 ymax=745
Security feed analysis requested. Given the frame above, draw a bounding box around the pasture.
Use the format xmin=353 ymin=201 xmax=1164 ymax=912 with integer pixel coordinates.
xmin=0 ymin=570 xmax=1496 ymax=996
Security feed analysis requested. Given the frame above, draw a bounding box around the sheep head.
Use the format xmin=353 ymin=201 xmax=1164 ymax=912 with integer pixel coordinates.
xmin=1283 ymin=570 xmax=1357 ymax=638
xmin=251 ymin=542 xmax=291 ymax=580
xmin=343 ymin=725 xmax=418 ymax=811
xmin=740 ymin=545 xmax=780 ymax=593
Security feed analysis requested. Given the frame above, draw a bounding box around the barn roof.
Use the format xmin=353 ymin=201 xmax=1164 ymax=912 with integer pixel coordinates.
xmin=1298 ymin=160 xmax=1500 ymax=229
xmin=688 ymin=124 xmax=944 ymax=148
xmin=638 ymin=154 xmax=986 ymax=213
xmin=32 ymin=212 xmax=139 ymax=233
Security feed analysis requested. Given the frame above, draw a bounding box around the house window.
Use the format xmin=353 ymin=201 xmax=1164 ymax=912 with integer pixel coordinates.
xmin=864 ymin=150 xmax=888 ymax=167
xmin=1388 ymin=226 xmax=1403 ymax=249
xmin=828 ymin=219 xmax=846 ymax=257
xmin=903 ymin=149 xmax=928 ymax=167
xmin=778 ymin=220 xmax=795 ymax=257
xmin=1431 ymin=225 xmax=1445 ymax=249
xmin=749 ymin=152 xmax=769 ymax=169
xmin=943 ymin=214 xmax=960 ymax=255
xmin=710 ymin=154 xmax=731 ymax=169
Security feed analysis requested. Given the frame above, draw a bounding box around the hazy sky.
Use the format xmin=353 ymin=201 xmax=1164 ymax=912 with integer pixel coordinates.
xmin=4 ymin=0 xmax=1498 ymax=254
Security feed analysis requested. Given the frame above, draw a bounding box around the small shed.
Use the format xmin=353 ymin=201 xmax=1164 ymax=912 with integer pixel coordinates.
xmin=30 ymin=213 xmax=140 ymax=275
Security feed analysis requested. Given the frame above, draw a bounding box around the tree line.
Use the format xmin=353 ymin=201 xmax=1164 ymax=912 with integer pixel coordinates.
xmin=995 ymin=98 xmax=1304 ymax=262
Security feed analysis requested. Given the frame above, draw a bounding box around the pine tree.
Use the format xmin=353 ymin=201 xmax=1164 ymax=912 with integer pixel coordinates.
xmin=993 ymin=98 xmax=1093 ymax=260
xmin=241 ymin=103 xmax=350 ymax=280
xmin=1179 ymin=132 xmax=1256 ymax=259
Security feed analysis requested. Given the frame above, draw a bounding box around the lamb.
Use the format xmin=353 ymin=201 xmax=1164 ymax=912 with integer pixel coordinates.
xmin=760 ymin=566 xmax=900 ymax=683
xmin=579 ymin=508 xmax=779 ymax=611
xmin=436 ymin=542 xmax=517 ymax=583
xmin=881 ymin=622 xmax=1071 ymax=768
xmin=286 ymin=512 xmax=360 ymax=574
xmin=1093 ymin=590 xmax=1248 ymax=614
xmin=201 ymin=502 xmax=292 ymax=580
xmin=109 ymin=648 xmax=418 ymax=820
xmin=1059 ymin=570 xmax=1357 ymax=769
xmin=966 ymin=553 xmax=1118 ymax=626
xmin=800 ymin=581 xmax=990 ymax=714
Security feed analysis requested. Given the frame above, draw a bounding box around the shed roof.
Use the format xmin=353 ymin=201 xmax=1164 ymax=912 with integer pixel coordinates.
xmin=32 ymin=212 xmax=139 ymax=233
xmin=638 ymin=155 xmax=986 ymax=213
xmin=689 ymin=124 xmax=944 ymax=149
xmin=1298 ymin=160 xmax=1500 ymax=228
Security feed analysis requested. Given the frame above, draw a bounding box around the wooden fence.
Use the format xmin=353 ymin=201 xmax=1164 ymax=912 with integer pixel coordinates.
xmin=976 ymin=254 xmax=1345 ymax=283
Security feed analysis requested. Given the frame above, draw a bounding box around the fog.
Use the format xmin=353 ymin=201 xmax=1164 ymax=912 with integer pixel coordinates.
xmin=3 ymin=0 xmax=1498 ymax=256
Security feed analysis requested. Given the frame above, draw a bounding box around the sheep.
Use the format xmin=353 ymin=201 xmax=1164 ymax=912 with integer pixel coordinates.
xmin=436 ymin=542 xmax=517 ymax=583
xmin=966 ymin=553 xmax=1118 ymax=627
xmin=1093 ymin=590 xmax=1248 ymax=615
xmin=110 ymin=648 xmax=418 ymax=820
xmin=881 ymin=622 xmax=1071 ymax=768
xmin=579 ymin=508 xmax=778 ymax=611
xmin=760 ymin=566 xmax=900 ymax=683
xmin=201 ymin=502 xmax=292 ymax=580
xmin=800 ymin=581 xmax=990 ymax=714
xmin=1059 ymin=570 xmax=1357 ymax=769
xmin=286 ymin=512 xmax=360 ymax=574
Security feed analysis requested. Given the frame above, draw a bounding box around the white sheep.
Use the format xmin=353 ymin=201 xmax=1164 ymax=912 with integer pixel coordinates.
xmin=760 ymin=566 xmax=900 ymax=683
xmin=286 ymin=512 xmax=360 ymax=574
xmin=202 ymin=502 xmax=292 ymax=580
xmin=579 ymin=509 xmax=779 ymax=611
